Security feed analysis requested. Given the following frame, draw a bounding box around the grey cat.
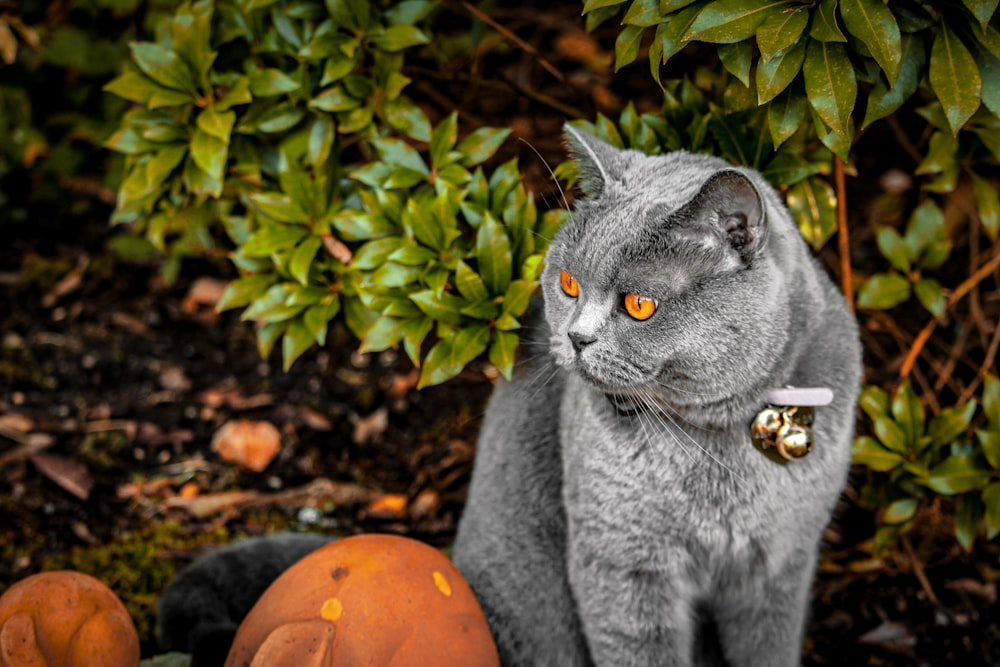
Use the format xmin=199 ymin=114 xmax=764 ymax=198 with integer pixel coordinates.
xmin=451 ymin=125 xmax=862 ymax=666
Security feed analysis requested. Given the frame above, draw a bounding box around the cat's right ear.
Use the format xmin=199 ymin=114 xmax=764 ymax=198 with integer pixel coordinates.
xmin=563 ymin=123 xmax=618 ymax=197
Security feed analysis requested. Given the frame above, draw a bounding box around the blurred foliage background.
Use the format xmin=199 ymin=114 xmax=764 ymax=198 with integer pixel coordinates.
xmin=2 ymin=0 xmax=998 ymax=618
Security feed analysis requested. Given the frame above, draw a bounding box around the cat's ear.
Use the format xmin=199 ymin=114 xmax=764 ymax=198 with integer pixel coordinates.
xmin=563 ymin=123 xmax=618 ymax=197
xmin=685 ymin=169 xmax=767 ymax=263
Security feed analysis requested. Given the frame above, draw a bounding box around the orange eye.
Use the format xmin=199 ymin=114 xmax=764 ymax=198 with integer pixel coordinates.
xmin=624 ymin=293 xmax=656 ymax=321
xmin=559 ymin=270 xmax=580 ymax=298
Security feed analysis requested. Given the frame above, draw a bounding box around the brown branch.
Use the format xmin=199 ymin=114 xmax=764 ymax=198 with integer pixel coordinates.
xmin=834 ymin=155 xmax=854 ymax=312
xmin=455 ymin=0 xmax=565 ymax=83
xmin=901 ymin=533 xmax=939 ymax=605
xmin=899 ymin=245 xmax=1000 ymax=380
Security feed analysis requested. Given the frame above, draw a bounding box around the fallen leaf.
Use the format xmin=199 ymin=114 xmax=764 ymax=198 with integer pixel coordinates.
xmin=945 ymin=578 xmax=997 ymax=604
xmin=159 ymin=366 xmax=192 ymax=392
xmin=30 ymin=452 xmax=95 ymax=501
xmin=182 ymin=276 xmax=227 ymax=313
xmin=41 ymin=254 xmax=88 ymax=308
xmin=211 ymin=419 xmax=282 ymax=472
xmin=199 ymin=387 xmax=274 ymax=410
xmin=365 ymin=493 xmax=408 ymax=520
xmin=164 ymin=478 xmax=377 ymax=518
xmin=179 ymin=481 xmax=200 ymax=498
xmin=353 ymin=407 xmax=388 ymax=444
xmin=410 ymin=488 xmax=440 ymax=519
xmin=857 ymin=620 xmax=916 ymax=649
xmin=0 ymin=413 xmax=34 ymax=433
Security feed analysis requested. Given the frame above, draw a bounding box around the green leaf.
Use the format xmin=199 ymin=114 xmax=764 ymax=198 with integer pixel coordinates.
xmin=924 ymin=455 xmax=991 ymax=495
xmin=310 ymin=86 xmax=361 ymax=112
xmin=757 ymin=39 xmax=805 ymax=104
xmin=289 ymin=236 xmax=323 ymax=285
xmin=410 ymin=290 xmax=465 ymax=324
xmin=767 ymin=86 xmax=808 ymax=148
xmin=615 ymin=24 xmax=645 ymax=70
xmin=971 ymin=173 xmax=1000 ymax=240
xmin=717 ymin=41 xmax=753 ymax=87
xmin=654 ymin=3 xmax=702 ymax=62
xmin=860 ymin=384 xmax=891 ymax=420
xmin=852 ymin=435 xmax=904 ymax=471
xmin=418 ymin=325 xmax=491 ymax=388
xmin=216 ymin=274 xmax=276 ymax=312
xmin=430 ymin=113 xmax=458 ymax=169
xmin=984 ymin=373 xmax=1000 ymax=426
xmin=979 ymin=429 xmax=1000 ymax=470
xmin=358 ymin=316 xmax=405 ymax=353
xmin=399 ymin=316 xmax=433 ymax=366
xmin=756 ymin=7 xmax=807 ymax=62
xmin=930 ymin=23 xmax=982 ymax=135
xmin=914 ymin=278 xmax=947 ymax=319
xmin=104 ymin=68 xmax=190 ymax=106
xmin=196 ymin=108 xmax=236 ymax=142
xmin=685 ymin=0 xmax=791 ymax=44
xmin=249 ymin=68 xmax=301 ymax=96
xmin=254 ymin=103 xmax=306 ymax=133
xmin=963 ymin=0 xmax=998 ymax=30
xmin=129 ymin=41 xmax=195 ymax=92
xmin=623 ymin=0 xmax=660 ymax=26
xmin=501 ymin=279 xmax=536 ymax=320
xmin=242 ymin=224 xmax=308 ymax=257
xmin=955 ymin=494 xmax=983 ymax=552
xmin=891 ymin=379 xmax=925 ymax=451
xmin=476 ymin=214 xmax=513 ymax=294
xmin=928 ymin=400 xmax=977 ymax=449
xmin=883 ymin=497 xmax=918 ymax=524
xmin=190 ymin=128 xmax=227 ymax=184
xmin=489 ymin=330 xmax=520 ymax=379
xmin=370 ymin=24 xmax=430 ymax=52
xmin=863 ymin=35 xmax=924 ymax=128
xmin=810 ymin=0 xmax=846 ymax=42
xmin=856 ymin=272 xmax=910 ymax=310
xmin=905 ymin=199 xmax=950 ymax=269
xmin=247 ymin=192 xmax=310 ymax=224
xmin=582 ymin=0 xmax=628 ymax=12
xmin=303 ymin=297 xmax=340 ymax=346
xmin=875 ymin=226 xmax=911 ymax=273
xmin=839 ymin=0 xmax=901 ymax=84
xmin=242 ymin=284 xmax=304 ymax=323
xmin=983 ymin=482 xmax=1000 ymax=539
xmin=803 ymin=39 xmax=857 ymax=139
xmin=873 ymin=415 xmax=908 ymax=454
xmin=282 ymin=317 xmax=316 ymax=370
xmin=455 ymin=260 xmax=490 ymax=303
xmin=456 ymin=127 xmax=511 ymax=166
xmin=785 ymin=176 xmax=837 ymax=250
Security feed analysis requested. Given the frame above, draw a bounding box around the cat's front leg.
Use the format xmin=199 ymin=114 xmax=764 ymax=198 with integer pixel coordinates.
xmin=713 ymin=548 xmax=816 ymax=667
xmin=570 ymin=554 xmax=696 ymax=667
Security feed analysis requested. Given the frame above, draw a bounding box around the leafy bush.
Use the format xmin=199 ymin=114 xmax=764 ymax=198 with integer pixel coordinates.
xmin=103 ymin=0 xmax=564 ymax=386
xmin=101 ymin=0 xmax=999 ymax=552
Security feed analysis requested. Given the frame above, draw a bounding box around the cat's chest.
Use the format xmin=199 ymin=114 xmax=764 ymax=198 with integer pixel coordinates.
xmin=558 ymin=379 xmax=783 ymax=567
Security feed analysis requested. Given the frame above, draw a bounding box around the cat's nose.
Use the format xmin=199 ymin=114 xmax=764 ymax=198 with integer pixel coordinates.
xmin=568 ymin=331 xmax=596 ymax=353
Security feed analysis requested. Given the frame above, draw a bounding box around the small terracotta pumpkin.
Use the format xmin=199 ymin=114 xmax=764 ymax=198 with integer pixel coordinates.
xmin=0 ymin=570 xmax=140 ymax=667
xmin=224 ymin=534 xmax=499 ymax=667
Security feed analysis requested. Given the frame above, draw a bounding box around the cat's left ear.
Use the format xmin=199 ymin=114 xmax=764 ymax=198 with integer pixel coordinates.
xmin=563 ymin=123 xmax=619 ymax=197
xmin=685 ymin=169 xmax=767 ymax=263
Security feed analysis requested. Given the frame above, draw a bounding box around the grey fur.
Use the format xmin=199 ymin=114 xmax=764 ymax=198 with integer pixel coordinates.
xmin=452 ymin=125 xmax=861 ymax=666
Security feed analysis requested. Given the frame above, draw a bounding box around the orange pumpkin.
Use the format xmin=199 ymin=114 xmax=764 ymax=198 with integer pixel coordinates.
xmin=224 ymin=534 xmax=499 ymax=667
xmin=0 ymin=570 xmax=140 ymax=667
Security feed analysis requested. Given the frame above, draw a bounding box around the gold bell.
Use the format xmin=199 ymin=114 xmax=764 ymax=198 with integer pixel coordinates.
xmin=750 ymin=405 xmax=815 ymax=463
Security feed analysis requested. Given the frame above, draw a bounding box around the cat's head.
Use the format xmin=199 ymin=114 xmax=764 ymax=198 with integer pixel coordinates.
xmin=541 ymin=125 xmax=798 ymax=409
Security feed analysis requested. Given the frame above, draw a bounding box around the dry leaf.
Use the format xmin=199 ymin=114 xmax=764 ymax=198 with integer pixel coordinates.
xmin=211 ymin=419 xmax=282 ymax=472
xmin=321 ymin=233 xmax=353 ymax=264
xmin=0 ymin=413 xmax=34 ymax=433
xmin=857 ymin=620 xmax=916 ymax=649
xmin=182 ymin=276 xmax=227 ymax=313
xmin=410 ymin=489 xmax=440 ymax=519
xmin=353 ymin=407 xmax=388 ymax=444
xmin=41 ymin=255 xmax=88 ymax=308
xmin=365 ymin=493 xmax=408 ymax=520
xmin=30 ymin=453 xmax=94 ymax=501
xmin=159 ymin=366 xmax=192 ymax=392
